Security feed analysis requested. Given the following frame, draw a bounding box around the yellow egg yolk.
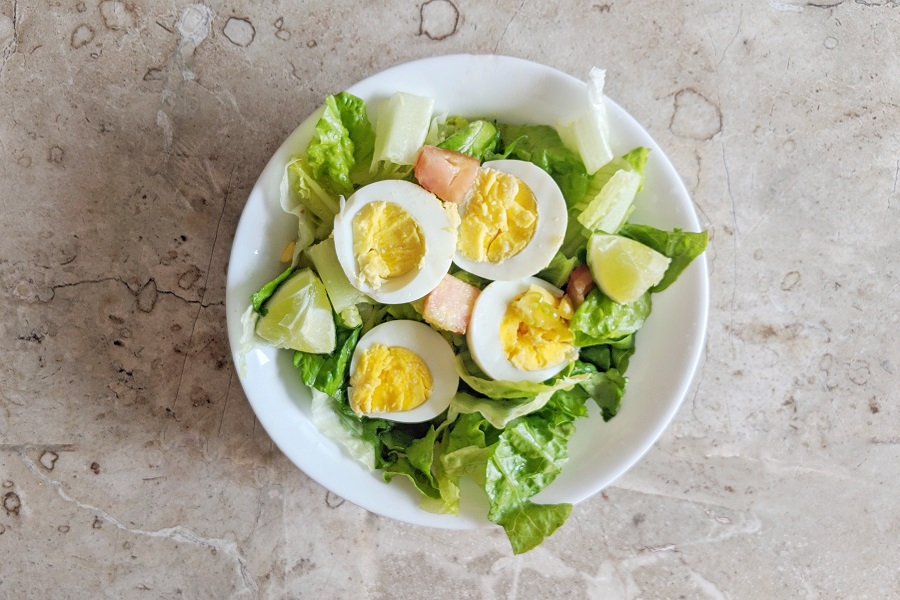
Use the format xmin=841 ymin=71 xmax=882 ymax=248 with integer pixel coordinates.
xmin=349 ymin=344 xmax=434 ymax=416
xmin=499 ymin=285 xmax=575 ymax=372
xmin=352 ymin=201 xmax=426 ymax=289
xmin=458 ymin=168 xmax=538 ymax=263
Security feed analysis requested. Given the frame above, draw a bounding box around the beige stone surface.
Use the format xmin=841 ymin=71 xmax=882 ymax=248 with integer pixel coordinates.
xmin=1 ymin=1 xmax=898 ymax=598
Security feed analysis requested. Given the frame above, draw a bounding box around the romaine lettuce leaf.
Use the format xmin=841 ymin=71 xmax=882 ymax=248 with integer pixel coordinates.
xmin=618 ymin=224 xmax=708 ymax=293
xmin=310 ymin=389 xmax=375 ymax=470
xmin=293 ymin=325 xmax=360 ymax=396
xmin=372 ymin=92 xmax=434 ymax=166
xmin=437 ymin=119 xmax=500 ymax=160
xmin=332 ymin=92 xmax=377 ymax=186
xmin=281 ymin=156 xmax=339 ymax=249
xmin=250 ymin=266 xmax=295 ymax=314
xmin=383 ymin=425 xmax=441 ymax=499
xmin=451 ymin=391 xmax=556 ymax=429
xmin=494 ymin=501 xmax=573 ymax=555
xmin=496 ymin=124 xmax=590 ymax=208
xmin=307 ymin=95 xmax=357 ymax=196
xmin=455 ymin=352 xmax=589 ymax=400
xmin=556 ymin=67 xmax=614 ymax=175
xmin=536 ymin=251 xmax=579 ymax=288
xmin=485 ymin=396 xmax=583 ymax=554
xmin=570 ymin=289 xmax=652 ymax=347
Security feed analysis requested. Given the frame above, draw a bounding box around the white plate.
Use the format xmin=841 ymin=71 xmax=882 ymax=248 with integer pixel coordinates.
xmin=225 ymin=55 xmax=709 ymax=529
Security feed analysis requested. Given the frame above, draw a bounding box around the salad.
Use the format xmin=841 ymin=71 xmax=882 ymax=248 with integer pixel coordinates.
xmin=240 ymin=68 xmax=707 ymax=554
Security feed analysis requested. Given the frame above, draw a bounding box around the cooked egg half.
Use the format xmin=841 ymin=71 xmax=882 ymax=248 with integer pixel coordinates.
xmin=333 ymin=180 xmax=459 ymax=304
xmin=467 ymin=277 xmax=578 ymax=383
xmin=453 ymin=160 xmax=567 ymax=281
xmin=348 ymin=320 xmax=459 ymax=422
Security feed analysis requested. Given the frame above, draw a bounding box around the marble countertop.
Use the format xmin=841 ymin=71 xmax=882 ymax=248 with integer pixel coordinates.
xmin=1 ymin=1 xmax=898 ymax=598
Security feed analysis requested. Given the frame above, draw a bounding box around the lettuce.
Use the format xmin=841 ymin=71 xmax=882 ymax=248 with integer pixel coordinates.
xmin=372 ymin=92 xmax=434 ymax=166
xmin=306 ymin=91 xmax=376 ymax=195
xmin=485 ymin=393 xmax=585 ymax=553
xmin=619 ymin=224 xmax=708 ymax=293
xmin=436 ymin=119 xmax=500 ymax=160
xmin=570 ymin=289 xmax=652 ymax=347
xmin=454 ymin=352 xmax=589 ymax=400
xmin=496 ymin=124 xmax=590 ymax=208
xmin=307 ymin=95 xmax=357 ymax=195
xmin=281 ymin=156 xmax=339 ymax=249
xmin=451 ymin=392 xmax=556 ymax=430
xmin=293 ymin=325 xmax=360 ymax=396
xmin=250 ymin=266 xmax=295 ymax=314
xmin=562 ymin=147 xmax=652 ymax=257
xmin=536 ymin=251 xmax=579 ymax=288
xmin=311 ymin=389 xmax=376 ymax=470
xmin=556 ymin=67 xmax=614 ymax=174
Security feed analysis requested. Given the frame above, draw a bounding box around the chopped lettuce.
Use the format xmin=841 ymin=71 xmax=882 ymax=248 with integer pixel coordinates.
xmin=536 ymin=251 xmax=579 ymax=288
xmin=306 ymin=237 xmax=367 ymax=323
xmin=307 ymin=95 xmax=357 ymax=196
xmin=451 ymin=391 xmax=556 ymax=429
xmin=436 ymin=119 xmax=500 ymax=160
xmin=619 ymin=224 xmax=709 ymax=293
xmin=495 ymin=124 xmax=591 ymax=208
xmin=372 ymin=92 xmax=434 ymax=166
xmin=280 ymin=157 xmax=340 ymax=250
xmin=485 ymin=393 xmax=584 ymax=553
xmin=311 ymin=389 xmax=375 ymax=470
xmin=250 ymin=266 xmax=295 ymax=314
xmin=236 ymin=305 xmax=259 ymax=379
xmin=455 ymin=352 xmax=589 ymax=400
xmin=569 ymin=289 xmax=652 ymax=347
xmin=293 ymin=325 xmax=360 ymax=396
xmin=556 ymin=67 xmax=614 ymax=174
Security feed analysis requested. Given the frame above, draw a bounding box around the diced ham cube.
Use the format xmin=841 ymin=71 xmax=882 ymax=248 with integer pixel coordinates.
xmin=422 ymin=274 xmax=481 ymax=334
xmin=414 ymin=145 xmax=480 ymax=205
xmin=566 ymin=264 xmax=595 ymax=308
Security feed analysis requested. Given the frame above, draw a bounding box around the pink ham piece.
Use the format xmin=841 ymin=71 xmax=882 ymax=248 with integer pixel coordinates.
xmin=422 ymin=273 xmax=481 ymax=334
xmin=414 ymin=145 xmax=480 ymax=205
xmin=566 ymin=264 xmax=595 ymax=308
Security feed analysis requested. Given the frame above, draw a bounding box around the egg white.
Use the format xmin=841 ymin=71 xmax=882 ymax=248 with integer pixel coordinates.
xmin=333 ymin=180 xmax=457 ymax=304
xmin=349 ymin=320 xmax=459 ymax=423
xmin=467 ymin=277 xmax=575 ymax=383
xmin=453 ymin=160 xmax=567 ymax=281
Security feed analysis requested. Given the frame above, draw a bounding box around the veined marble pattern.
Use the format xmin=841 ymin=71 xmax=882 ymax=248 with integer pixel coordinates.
xmin=1 ymin=1 xmax=898 ymax=598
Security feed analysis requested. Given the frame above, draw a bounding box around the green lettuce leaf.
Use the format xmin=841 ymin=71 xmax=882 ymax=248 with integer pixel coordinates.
xmin=437 ymin=119 xmax=500 ymax=160
xmin=618 ymin=224 xmax=708 ymax=293
xmin=494 ymin=501 xmax=573 ymax=555
xmin=485 ymin=398 xmax=582 ymax=554
xmin=292 ymin=325 xmax=360 ymax=396
xmin=496 ymin=124 xmax=590 ymax=208
xmin=250 ymin=266 xmax=295 ymax=315
xmin=307 ymin=95 xmax=356 ymax=196
xmin=570 ymin=289 xmax=652 ymax=347
xmin=536 ymin=252 xmax=579 ymax=288
xmin=281 ymin=156 xmax=340 ymax=248
xmin=455 ymin=352 xmax=589 ymax=400
xmin=383 ymin=425 xmax=441 ymax=499
xmin=451 ymin=391 xmax=556 ymax=430
xmin=332 ymin=92 xmax=377 ymax=186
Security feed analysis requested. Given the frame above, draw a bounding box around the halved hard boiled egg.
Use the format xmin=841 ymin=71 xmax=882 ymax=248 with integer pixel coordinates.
xmin=348 ymin=320 xmax=459 ymax=422
xmin=453 ymin=160 xmax=567 ymax=281
xmin=333 ymin=180 xmax=459 ymax=304
xmin=467 ymin=277 xmax=578 ymax=383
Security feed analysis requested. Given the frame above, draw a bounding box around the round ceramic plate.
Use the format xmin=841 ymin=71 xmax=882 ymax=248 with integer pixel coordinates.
xmin=225 ymin=54 xmax=709 ymax=529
